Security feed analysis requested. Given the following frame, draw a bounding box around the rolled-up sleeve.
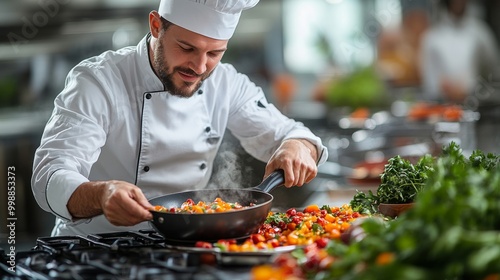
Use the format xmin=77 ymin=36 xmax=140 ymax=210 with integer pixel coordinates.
xmin=31 ymin=68 xmax=109 ymax=221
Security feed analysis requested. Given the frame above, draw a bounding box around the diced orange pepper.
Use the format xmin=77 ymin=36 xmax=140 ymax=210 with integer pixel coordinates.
xmin=256 ymin=242 xmax=268 ymax=250
xmin=191 ymin=205 xmax=204 ymax=213
xmin=324 ymin=214 xmax=336 ymax=223
xmin=228 ymin=244 xmax=240 ymax=252
xmin=304 ymin=204 xmax=320 ymax=213
xmin=330 ymin=229 xmax=341 ymax=239
xmin=153 ymin=205 xmax=165 ymax=211
xmin=304 ymin=220 xmax=313 ymax=229
xmin=340 ymin=222 xmax=350 ymax=231
xmin=287 ymin=233 xmax=299 ymax=245
xmin=240 ymin=243 xmax=253 ymax=251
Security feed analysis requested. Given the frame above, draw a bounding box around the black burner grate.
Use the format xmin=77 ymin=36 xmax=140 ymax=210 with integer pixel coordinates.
xmin=11 ymin=230 xmax=254 ymax=280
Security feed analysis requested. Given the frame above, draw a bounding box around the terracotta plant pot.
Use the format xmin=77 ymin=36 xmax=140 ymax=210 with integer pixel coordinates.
xmin=378 ymin=203 xmax=414 ymax=218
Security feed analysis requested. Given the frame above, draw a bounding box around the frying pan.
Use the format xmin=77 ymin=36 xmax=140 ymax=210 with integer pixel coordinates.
xmin=148 ymin=170 xmax=285 ymax=243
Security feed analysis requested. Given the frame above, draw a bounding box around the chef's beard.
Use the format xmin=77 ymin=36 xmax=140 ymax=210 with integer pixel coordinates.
xmin=153 ymin=39 xmax=212 ymax=98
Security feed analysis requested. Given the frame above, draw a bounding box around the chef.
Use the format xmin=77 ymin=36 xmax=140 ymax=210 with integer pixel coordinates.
xmin=31 ymin=0 xmax=328 ymax=237
xmin=420 ymin=0 xmax=498 ymax=104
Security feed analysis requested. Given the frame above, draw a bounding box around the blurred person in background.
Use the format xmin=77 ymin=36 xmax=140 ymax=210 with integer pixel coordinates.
xmin=31 ymin=0 xmax=328 ymax=237
xmin=420 ymin=0 xmax=499 ymax=104
xmin=377 ymin=8 xmax=430 ymax=88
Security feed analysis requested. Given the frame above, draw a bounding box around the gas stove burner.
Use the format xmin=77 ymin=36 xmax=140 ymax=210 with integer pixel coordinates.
xmin=12 ymin=230 xmax=256 ymax=280
xmin=127 ymin=263 xmax=177 ymax=280
xmin=35 ymin=235 xmax=96 ymax=254
xmin=17 ymin=250 xmax=54 ymax=271
xmin=14 ymin=250 xmax=116 ymax=280
xmin=138 ymin=229 xmax=166 ymax=240
xmin=86 ymin=231 xmax=165 ymax=249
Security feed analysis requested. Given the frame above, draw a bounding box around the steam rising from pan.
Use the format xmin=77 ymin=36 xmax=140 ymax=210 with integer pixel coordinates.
xmin=206 ymin=132 xmax=266 ymax=204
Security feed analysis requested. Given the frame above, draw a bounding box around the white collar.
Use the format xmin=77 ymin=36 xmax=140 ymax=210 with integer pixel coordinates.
xmin=136 ymin=33 xmax=166 ymax=93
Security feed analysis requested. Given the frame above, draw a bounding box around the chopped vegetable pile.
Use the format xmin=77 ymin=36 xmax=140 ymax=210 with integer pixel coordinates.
xmin=195 ymin=204 xmax=362 ymax=252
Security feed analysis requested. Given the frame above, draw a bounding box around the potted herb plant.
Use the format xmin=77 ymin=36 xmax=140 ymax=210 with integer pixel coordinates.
xmin=350 ymin=154 xmax=434 ymax=217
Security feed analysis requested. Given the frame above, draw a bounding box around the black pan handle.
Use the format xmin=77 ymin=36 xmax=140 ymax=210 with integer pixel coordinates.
xmin=253 ymin=169 xmax=285 ymax=193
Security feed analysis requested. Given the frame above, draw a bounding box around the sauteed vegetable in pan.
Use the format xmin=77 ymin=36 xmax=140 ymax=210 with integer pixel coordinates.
xmin=148 ymin=170 xmax=285 ymax=242
xmin=153 ymin=197 xmax=254 ymax=214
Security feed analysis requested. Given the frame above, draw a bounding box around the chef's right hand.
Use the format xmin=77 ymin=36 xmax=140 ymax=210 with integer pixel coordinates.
xmin=440 ymin=78 xmax=467 ymax=103
xmin=100 ymin=180 xmax=154 ymax=226
xmin=68 ymin=180 xmax=153 ymax=226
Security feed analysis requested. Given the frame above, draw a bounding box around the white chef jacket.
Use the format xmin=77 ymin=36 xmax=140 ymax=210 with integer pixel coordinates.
xmin=31 ymin=34 xmax=328 ymax=236
xmin=420 ymin=12 xmax=498 ymax=101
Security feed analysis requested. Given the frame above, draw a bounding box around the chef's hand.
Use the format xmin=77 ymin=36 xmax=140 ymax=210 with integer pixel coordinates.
xmin=100 ymin=181 xmax=154 ymax=226
xmin=264 ymin=139 xmax=318 ymax=188
xmin=67 ymin=180 xmax=153 ymax=226
xmin=440 ymin=78 xmax=467 ymax=104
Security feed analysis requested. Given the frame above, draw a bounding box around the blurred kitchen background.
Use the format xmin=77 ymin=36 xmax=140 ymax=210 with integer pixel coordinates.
xmin=2 ymin=0 xmax=500 ymax=251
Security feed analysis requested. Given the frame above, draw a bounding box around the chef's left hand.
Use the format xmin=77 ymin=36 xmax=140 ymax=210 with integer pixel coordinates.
xmin=264 ymin=139 xmax=318 ymax=188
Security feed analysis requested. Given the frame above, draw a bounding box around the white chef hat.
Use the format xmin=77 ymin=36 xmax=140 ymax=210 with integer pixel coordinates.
xmin=158 ymin=0 xmax=259 ymax=40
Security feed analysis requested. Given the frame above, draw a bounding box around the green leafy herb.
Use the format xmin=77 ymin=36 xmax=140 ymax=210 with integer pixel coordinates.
xmin=321 ymin=205 xmax=333 ymax=214
xmin=323 ymin=142 xmax=500 ymax=279
xmin=377 ymin=155 xmax=434 ymax=204
xmin=265 ymin=212 xmax=290 ymax=225
xmin=350 ymin=154 xmax=435 ymax=215
xmin=312 ymin=223 xmax=324 ymax=233
xmin=468 ymin=149 xmax=500 ymax=170
xmin=350 ymin=190 xmax=379 ymax=215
